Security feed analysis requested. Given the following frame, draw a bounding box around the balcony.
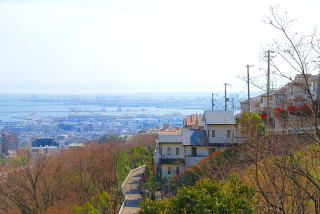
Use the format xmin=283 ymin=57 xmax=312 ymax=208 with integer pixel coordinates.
xmin=159 ymin=158 xmax=185 ymax=165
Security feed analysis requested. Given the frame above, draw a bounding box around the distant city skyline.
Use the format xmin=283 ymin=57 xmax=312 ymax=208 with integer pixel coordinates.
xmin=1 ymin=0 xmax=319 ymax=94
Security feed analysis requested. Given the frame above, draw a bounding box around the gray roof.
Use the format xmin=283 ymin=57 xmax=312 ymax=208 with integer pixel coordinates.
xmin=159 ymin=129 xmax=208 ymax=146
xmin=158 ymin=134 xmax=182 ymax=143
xmin=203 ymin=110 xmax=236 ymax=125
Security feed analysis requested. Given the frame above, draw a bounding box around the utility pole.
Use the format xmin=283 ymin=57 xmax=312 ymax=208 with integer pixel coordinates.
xmin=246 ymin=64 xmax=254 ymax=112
xmin=267 ymin=50 xmax=271 ymax=127
xmin=224 ymin=83 xmax=231 ymax=111
xmin=211 ymin=93 xmax=218 ymax=111
xmin=231 ymin=97 xmax=235 ymax=114
xmin=211 ymin=93 xmax=214 ymax=111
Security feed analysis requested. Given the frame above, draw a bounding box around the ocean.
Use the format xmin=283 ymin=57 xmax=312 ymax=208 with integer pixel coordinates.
xmin=0 ymin=93 xmax=213 ymax=123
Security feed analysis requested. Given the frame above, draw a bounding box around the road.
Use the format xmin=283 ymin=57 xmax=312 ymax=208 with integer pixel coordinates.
xmin=119 ymin=166 xmax=145 ymax=214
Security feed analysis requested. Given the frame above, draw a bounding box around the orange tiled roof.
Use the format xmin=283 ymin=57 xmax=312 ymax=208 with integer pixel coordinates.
xmin=159 ymin=127 xmax=181 ymax=134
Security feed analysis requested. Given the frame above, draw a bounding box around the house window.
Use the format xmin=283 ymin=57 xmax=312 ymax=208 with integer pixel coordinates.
xmin=176 ymin=167 xmax=180 ymax=174
xmin=191 ymin=147 xmax=197 ymax=157
xmin=176 ymin=148 xmax=179 ymax=155
xmin=209 ymin=148 xmax=216 ymax=154
xmin=168 ymin=167 xmax=171 ymax=174
xmin=211 ymin=130 xmax=215 ymax=137
xmin=167 ymin=147 xmax=172 ymax=155
xmin=227 ymin=130 xmax=231 ymax=138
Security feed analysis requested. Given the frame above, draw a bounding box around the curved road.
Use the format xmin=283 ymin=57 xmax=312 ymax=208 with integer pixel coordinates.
xmin=119 ymin=166 xmax=145 ymax=214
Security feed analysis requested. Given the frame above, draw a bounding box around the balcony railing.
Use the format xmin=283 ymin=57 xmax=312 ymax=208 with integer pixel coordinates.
xmin=185 ymin=155 xmax=207 ymax=158
xmin=159 ymin=158 xmax=185 ymax=164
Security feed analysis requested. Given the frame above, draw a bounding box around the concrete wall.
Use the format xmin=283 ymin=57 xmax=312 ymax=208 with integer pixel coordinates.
xmin=260 ymin=96 xmax=272 ymax=109
xmin=154 ymin=149 xmax=160 ymax=164
xmin=207 ymin=124 xmax=236 ymax=144
xmin=289 ymin=84 xmax=307 ymax=105
xmin=310 ymin=80 xmax=320 ymax=100
xmin=185 ymin=157 xmax=205 ymax=167
xmin=240 ymin=102 xmax=249 ymax=113
xmin=160 ymin=143 xmax=185 ymax=159
xmin=184 ymin=146 xmax=209 ymax=157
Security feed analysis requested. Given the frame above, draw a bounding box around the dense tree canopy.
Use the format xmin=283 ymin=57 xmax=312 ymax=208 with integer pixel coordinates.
xmin=139 ymin=178 xmax=256 ymax=214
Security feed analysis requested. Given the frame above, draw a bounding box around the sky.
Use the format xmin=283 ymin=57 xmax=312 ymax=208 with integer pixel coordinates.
xmin=0 ymin=0 xmax=319 ymax=94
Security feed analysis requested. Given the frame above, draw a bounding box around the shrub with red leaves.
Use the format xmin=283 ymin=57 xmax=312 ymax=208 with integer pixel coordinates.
xmin=274 ymin=107 xmax=288 ymax=119
xmin=287 ymin=105 xmax=297 ymax=114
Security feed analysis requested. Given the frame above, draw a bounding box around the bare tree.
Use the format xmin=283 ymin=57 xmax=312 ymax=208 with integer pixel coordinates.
xmin=243 ymin=7 xmax=320 ymax=213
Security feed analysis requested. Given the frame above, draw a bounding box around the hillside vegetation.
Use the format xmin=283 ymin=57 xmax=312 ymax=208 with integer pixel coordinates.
xmin=142 ymin=112 xmax=320 ymax=214
xmin=0 ymin=133 xmax=156 ymax=214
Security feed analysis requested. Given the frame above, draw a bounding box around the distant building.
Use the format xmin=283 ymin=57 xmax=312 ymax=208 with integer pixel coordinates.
xmin=162 ymin=122 xmax=170 ymax=129
xmin=183 ymin=114 xmax=204 ymax=129
xmin=32 ymin=138 xmax=57 ymax=147
xmin=68 ymin=142 xmax=85 ymax=148
xmin=0 ymin=132 xmax=19 ymax=155
xmin=31 ymin=146 xmax=59 ymax=155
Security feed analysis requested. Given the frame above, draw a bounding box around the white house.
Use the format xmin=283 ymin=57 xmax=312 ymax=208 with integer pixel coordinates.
xmin=203 ymin=110 xmax=242 ymax=149
xmin=154 ymin=129 xmax=211 ymax=179
xmin=154 ymin=110 xmax=241 ymax=179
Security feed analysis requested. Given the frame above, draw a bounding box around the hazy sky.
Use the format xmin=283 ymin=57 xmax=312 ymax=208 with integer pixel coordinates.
xmin=1 ymin=0 xmax=319 ymax=94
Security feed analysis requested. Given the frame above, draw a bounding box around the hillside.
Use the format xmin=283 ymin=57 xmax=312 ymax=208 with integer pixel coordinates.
xmin=139 ymin=113 xmax=320 ymax=214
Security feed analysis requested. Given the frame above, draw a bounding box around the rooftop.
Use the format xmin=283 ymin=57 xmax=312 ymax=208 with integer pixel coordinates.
xmin=203 ymin=110 xmax=236 ymax=125
xmin=159 ymin=129 xmax=208 ymax=146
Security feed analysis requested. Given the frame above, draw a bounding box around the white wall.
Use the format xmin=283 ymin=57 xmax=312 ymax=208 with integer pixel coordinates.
xmin=208 ymin=125 xmax=235 ymax=144
xmin=185 ymin=157 xmax=205 ymax=167
xmin=260 ymin=96 xmax=272 ymax=109
xmin=240 ymin=102 xmax=249 ymax=113
xmin=184 ymin=145 xmax=227 ymax=167
xmin=154 ymin=149 xmax=160 ymax=164
xmin=160 ymin=143 xmax=184 ymax=159
xmin=184 ymin=146 xmax=209 ymax=157
xmin=161 ymin=164 xmax=184 ymax=179
xmin=290 ymin=85 xmax=307 ymax=104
